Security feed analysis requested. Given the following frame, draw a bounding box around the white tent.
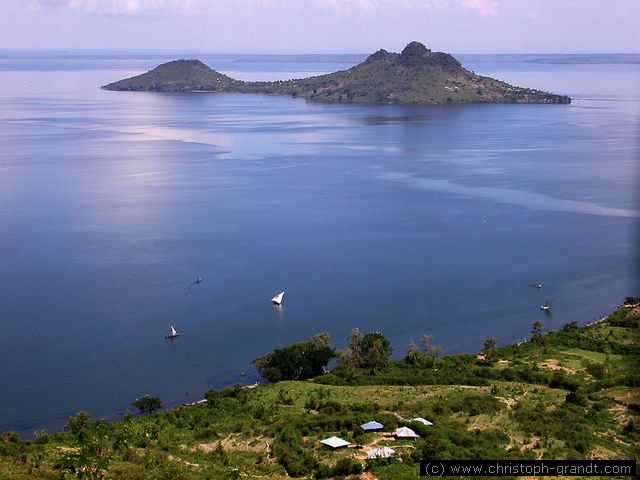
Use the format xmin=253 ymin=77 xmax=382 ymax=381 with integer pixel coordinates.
xmin=367 ymin=446 xmax=396 ymax=459
xmin=394 ymin=426 xmax=419 ymax=439
xmin=412 ymin=417 xmax=434 ymax=426
xmin=320 ymin=436 xmax=351 ymax=449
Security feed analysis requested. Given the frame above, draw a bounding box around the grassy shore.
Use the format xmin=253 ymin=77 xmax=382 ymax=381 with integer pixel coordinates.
xmin=1 ymin=301 xmax=638 ymax=479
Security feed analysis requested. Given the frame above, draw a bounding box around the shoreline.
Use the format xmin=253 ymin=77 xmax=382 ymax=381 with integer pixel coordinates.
xmin=1 ymin=299 xmax=637 ymax=479
xmin=7 ymin=301 xmax=638 ymax=438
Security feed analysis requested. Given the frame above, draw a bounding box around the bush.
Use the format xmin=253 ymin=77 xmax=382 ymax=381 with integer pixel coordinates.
xmin=586 ymin=363 xmax=607 ymax=379
xmin=132 ymin=396 xmax=162 ymax=415
xmin=550 ymin=372 xmax=579 ymax=391
xmin=627 ymin=403 xmax=640 ymax=414
xmin=565 ymin=391 xmax=588 ymax=406
xmin=333 ymin=457 xmax=363 ymax=476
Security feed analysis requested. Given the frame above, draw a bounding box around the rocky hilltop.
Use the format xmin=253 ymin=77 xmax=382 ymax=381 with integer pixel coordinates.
xmin=104 ymin=59 xmax=239 ymax=92
xmin=103 ymin=42 xmax=571 ymax=105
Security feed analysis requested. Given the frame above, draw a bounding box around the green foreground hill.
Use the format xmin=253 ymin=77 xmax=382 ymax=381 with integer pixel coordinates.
xmin=102 ymin=42 xmax=571 ymax=105
xmin=1 ymin=299 xmax=638 ymax=479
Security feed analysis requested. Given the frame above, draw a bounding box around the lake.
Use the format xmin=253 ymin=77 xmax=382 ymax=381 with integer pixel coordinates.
xmin=0 ymin=52 xmax=638 ymax=436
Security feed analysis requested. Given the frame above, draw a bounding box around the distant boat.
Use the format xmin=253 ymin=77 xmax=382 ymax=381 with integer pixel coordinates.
xmin=165 ymin=325 xmax=180 ymax=339
xmin=540 ymin=300 xmax=551 ymax=311
xmin=531 ymin=282 xmax=544 ymax=289
xmin=271 ymin=291 xmax=285 ymax=306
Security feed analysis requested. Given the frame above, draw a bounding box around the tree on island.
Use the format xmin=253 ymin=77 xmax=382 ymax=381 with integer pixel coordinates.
xmin=131 ymin=395 xmax=162 ymax=415
xmin=253 ymin=332 xmax=335 ymax=383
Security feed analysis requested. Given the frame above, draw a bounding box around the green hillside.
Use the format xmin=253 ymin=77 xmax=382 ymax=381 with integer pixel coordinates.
xmin=103 ymin=42 xmax=571 ymax=105
xmin=2 ymin=300 xmax=637 ymax=479
xmin=103 ymin=59 xmax=239 ymax=92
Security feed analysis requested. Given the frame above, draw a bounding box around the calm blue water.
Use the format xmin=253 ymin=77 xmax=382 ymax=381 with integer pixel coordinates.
xmin=0 ymin=54 xmax=638 ymax=436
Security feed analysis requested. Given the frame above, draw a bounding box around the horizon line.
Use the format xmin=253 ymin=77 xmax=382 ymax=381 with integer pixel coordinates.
xmin=0 ymin=48 xmax=639 ymax=56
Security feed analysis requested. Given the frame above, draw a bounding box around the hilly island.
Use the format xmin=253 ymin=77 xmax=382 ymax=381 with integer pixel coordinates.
xmin=102 ymin=42 xmax=571 ymax=105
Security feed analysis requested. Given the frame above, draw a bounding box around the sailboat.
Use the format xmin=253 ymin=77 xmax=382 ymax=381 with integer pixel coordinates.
xmin=540 ymin=300 xmax=551 ymax=311
xmin=271 ymin=291 xmax=285 ymax=306
xmin=165 ymin=325 xmax=180 ymax=339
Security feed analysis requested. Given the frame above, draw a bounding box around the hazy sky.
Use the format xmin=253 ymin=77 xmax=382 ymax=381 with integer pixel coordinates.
xmin=1 ymin=0 xmax=638 ymax=53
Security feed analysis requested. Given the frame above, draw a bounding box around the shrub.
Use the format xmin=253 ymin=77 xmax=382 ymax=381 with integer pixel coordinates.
xmin=586 ymin=363 xmax=607 ymax=379
xmin=565 ymin=391 xmax=588 ymax=406
xmin=333 ymin=457 xmax=363 ymax=476
xmin=132 ymin=396 xmax=162 ymax=415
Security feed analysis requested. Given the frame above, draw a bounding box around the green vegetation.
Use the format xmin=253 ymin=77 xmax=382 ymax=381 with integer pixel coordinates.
xmin=338 ymin=329 xmax=393 ymax=374
xmin=102 ymin=59 xmax=238 ymax=92
xmin=406 ymin=335 xmax=443 ymax=367
xmin=252 ymin=332 xmax=335 ymax=382
xmin=132 ymin=396 xmax=163 ymax=415
xmin=103 ymin=41 xmax=571 ymax=105
xmin=0 ymin=302 xmax=637 ymax=479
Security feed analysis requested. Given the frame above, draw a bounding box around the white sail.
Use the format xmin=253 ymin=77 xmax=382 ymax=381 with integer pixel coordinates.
xmin=271 ymin=291 xmax=285 ymax=305
xmin=170 ymin=326 xmax=177 ymax=336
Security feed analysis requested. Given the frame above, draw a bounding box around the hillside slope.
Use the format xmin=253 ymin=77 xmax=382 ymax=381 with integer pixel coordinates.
xmin=103 ymin=59 xmax=240 ymax=92
xmin=1 ymin=300 xmax=637 ymax=479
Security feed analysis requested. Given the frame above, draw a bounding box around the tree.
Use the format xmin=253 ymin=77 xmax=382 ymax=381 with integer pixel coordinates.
xmin=253 ymin=333 xmax=335 ymax=382
xmin=406 ymin=335 xmax=442 ymax=366
xmin=339 ymin=330 xmax=392 ymax=373
xmin=482 ymin=337 xmax=497 ymax=364
xmin=58 ymin=412 xmax=111 ymax=479
xmin=422 ymin=335 xmax=443 ymax=359
xmin=531 ymin=321 xmax=544 ymax=339
xmin=336 ymin=328 xmax=362 ymax=378
xmin=65 ymin=411 xmax=92 ymax=439
xmin=132 ymin=395 xmax=162 ymax=415
xmin=483 ymin=337 xmax=496 ymax=352
xmin=360 ymin=332 xmax=392 ymax=372
xmin=405 ymin=340 xmax=422 ymax=365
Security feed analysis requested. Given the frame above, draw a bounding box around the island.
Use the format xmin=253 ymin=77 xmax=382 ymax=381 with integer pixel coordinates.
xmin=102 ymin=41 xmax=571 ymax=105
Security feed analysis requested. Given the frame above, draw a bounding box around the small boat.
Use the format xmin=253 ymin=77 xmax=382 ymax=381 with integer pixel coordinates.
xmin=530 ymin=282 xmax=543 ymax=289
xmin=271 ymin=291 xmax=285 ymax=306
xmin=540 ymin=300 xmax=551 ymax=311
xmin=165 ymin=325 xmax=180 ymax=339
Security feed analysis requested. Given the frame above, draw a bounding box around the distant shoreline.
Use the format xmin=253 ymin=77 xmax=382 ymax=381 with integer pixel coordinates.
xmin=1 ymin=50 xmax=638 ymax=65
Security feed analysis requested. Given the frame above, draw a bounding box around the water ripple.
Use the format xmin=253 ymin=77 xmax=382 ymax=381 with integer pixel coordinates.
xmin=380 ymin=171 xmax=640 ymax=218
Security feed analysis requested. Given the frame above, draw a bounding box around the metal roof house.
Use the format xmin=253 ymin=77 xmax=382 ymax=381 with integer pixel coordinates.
xmin=320 ymin=436 xmax=351 ymax=449
xmin=360 ymin=420 xmax=384 ymax=432
xmin=367 ymin=446 xmax=396 ymax=459
xmin=412 ymin=417 xmax=434 ymax=426
xmin=394 ymin=426 xmax=419 ymax=439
